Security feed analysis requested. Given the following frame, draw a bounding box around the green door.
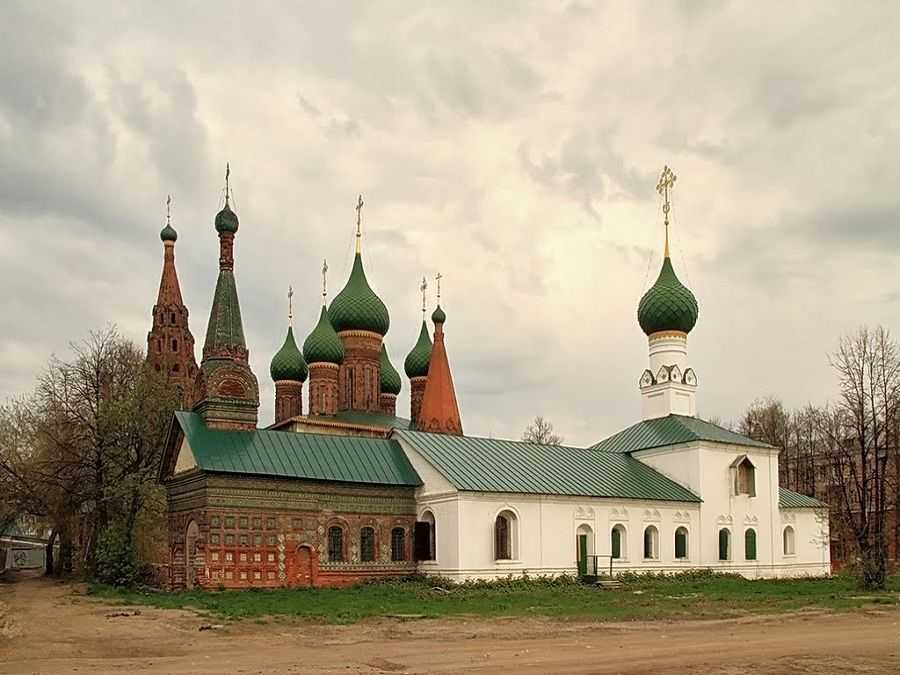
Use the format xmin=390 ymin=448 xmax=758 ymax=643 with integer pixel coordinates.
xmin=577 ymin=534 xmax=588 ymax=576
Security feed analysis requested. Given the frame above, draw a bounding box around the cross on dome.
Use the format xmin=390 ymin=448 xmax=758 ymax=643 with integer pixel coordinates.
xmin=656 ymin=165 xmax=677 ymax=258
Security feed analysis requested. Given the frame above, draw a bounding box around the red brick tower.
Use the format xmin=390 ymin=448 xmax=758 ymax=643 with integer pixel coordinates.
xmin=147 ymin=196 xmax=199 ymax=408
xmin=417 ymin=278 xmax=463 ymax=435
xmin=303 ymin=260 xmax=344 ymax=417
xmin=193 ymin=165 xmax=260 ymax=430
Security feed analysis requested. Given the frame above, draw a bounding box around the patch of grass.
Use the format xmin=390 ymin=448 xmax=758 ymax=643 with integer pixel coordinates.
xmin=87 ymin=572 xmax=900 ymax=625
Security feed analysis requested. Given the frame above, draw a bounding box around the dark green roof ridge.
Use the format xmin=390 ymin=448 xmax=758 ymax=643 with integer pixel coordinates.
xmin=270 ymin=326 xmax=308 ymax=382
xmin=380 ymin=344 xmax=402 ymax=395
xmin=328 ymin=253 xmax=390 ymax=335
xmin=637 ymin=257 xmax=699 ymax=335
xmin=303 ymin=306 xmax=345 ymax=365
xmin=591 ymin=414 xmax=773 ymax=454
xmin=404 ymin=320 xmax=432 ymax=378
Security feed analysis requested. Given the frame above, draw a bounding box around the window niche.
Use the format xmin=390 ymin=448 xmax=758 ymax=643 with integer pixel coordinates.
xmin=783 ymin=525 xmax=796 ymax=556
xmin=494 ymin=510 xmax=518 ymax=561
xmin=642 ymin=525 xmax=659 ymax=560
xmin=611 ymin=524 xmax=626 ymax=560
xmin=674 ymin=527 xmax=689 ymax=560
xmin=731 ymin=456 xmax=757 ymax=497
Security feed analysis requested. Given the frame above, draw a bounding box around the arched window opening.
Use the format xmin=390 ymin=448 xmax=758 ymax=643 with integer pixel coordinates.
xmin=391 ymin=527 xmax=405 ymax=562
xmin=745 ymin=528 xmax=757 ymax=561
xmin=171 ymin=338 xmax=178 ymax=352
xmin=611 ymin=524 xmax=626 ymax=560
xmin=718 ymin=528 xmax=731 ymax=561
xmin=415 ymin=511 xmax=436 ymax=561
xmin=783 ymin=526 xmax=796 ymax=556
xmin=328 ymin=526 xmax=344 ymax=562
xmin=494 ymin=510 xmax=518 ymax=561
xmin=675 ymin=527 xmax=689 ymax=560
xmin=576 ymin=524 xmax=594 ymax=576
xmin=732 ymin=456 xmax=756 ymax=496
xmin=360 ymin=527 xmax=375 ymax=562
xmin=170 ymin=311 xmax=176 ymax=324
xmin=643 ymin=525 xmax=659 ymax=560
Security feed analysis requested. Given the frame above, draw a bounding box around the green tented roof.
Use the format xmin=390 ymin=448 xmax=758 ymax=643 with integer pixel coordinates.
xmin=175 ymin=412 xmax=420 ymax=486
xmin=395 ymin=429 xmax=700 ymax=502
xmin=591 ymin=415 xmax=773 ymax=454
xmin=305 ymin=410 xmax=412 ymax=430
xmin=779 ymin=487 xmax=826 ymax=509
xmin=204 ymin=269 xmax=246 ymax=351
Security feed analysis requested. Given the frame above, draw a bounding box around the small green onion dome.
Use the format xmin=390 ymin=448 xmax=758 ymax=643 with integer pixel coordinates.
xmin=380 ymin=344 xmax=402 ymax=395
xmin=214 ymin=203 xmax=239 ymax=234
xmin=270 ymin=327 xmax=308 ymax=382
xmin=404 ymin=321 xmax=433 ymax=378
xmin=328 ymin=253 xmax=390 ymax=335
xmin=432 ymin=304 xmax=446 ymax=325
xmin=637 ymin=257 xmax=699 ymax=335
xmin=303 ymin=306 xmax=345 ymax=365
xmin=160 ymin=223 xmax=178 ymax=242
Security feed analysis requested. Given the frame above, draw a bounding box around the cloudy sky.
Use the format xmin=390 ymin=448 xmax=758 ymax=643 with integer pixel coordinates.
xmin=2 ymin=1 xmax=899 ymax=446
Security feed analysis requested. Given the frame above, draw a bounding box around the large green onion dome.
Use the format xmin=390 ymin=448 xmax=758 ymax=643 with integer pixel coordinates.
xmin=270 ymin=327 xmax=308 ymax=382
xmin=328 ymin=254 xmax=390 ymax=335
xmin=404 ymin=321 xmax=432 ymax=378
xmin=303 ymin=306 xmax=345 ymax=365
xmin=637 ymin=256 xmax=699 ymax=335
xmin=380 ymin=344 xmax=402 ymax=395
xmin=160 ymin=223 xmax=178 ymax=242
xmin=215 ymin=203 xmax=239 ymax=234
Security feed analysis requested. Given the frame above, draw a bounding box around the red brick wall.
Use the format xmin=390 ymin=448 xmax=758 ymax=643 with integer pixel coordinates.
xmin=274 ymin=380 xmax=303 ymax=423
xmin=308 ymin=363 xmax=339 ymax=416
xmin=337 ymin=331 xmax=382 ymax=413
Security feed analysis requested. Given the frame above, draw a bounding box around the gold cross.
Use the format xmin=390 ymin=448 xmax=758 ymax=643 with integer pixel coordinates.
xmin=288 ymin=285 xmax=293 ymax=325
xmin=435 ymin=272 xmax=442 ymax=303
xmin=656 ymin=165 xmax=677 ymax=256
xmin=420 ymin=276 xmax=428 ymax=317
xmin=321 ymin=259 xmax=329 ymax=304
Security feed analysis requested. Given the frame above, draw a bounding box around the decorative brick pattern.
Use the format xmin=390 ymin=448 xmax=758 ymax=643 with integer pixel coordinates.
xmin=337 ymin=331 xmax=382 ymax=413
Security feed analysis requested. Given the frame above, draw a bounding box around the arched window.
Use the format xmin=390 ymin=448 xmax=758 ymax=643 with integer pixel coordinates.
xmin=611 ymin=524 xmax=626 ymax=560
xmin=783 ymin=526 xmax=796 ymax=556
xmin=171 ymin=338 xmax=178 ymax=352
xmin=415 ymin=511 xmax=436 ymax=561
xmin=360 ymin=527 xmax=375 ymax=562
xmin=643 ymin=525 xmax=659 ymax=560
xmin=494 ymin=510 xmax=518 ymax=560
xmin=675 ymin=527 xmax=689 ymax=560
xmin=745 ymin=528 xmax=757 ymax=561
xmin=718 ymin=528 xmax=731 ymax=561
xmin=391 ymin=527 xmax=405 ymax=562
xmin=328 ymin=526 xmax=344 ymax=562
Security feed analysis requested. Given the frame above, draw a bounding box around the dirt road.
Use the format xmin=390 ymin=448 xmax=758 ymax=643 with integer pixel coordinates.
xmin=2 ymin=572 xmax=900 ymax=675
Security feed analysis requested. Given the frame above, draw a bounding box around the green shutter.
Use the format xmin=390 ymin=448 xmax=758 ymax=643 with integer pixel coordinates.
xmin=745 ymin=529 xmax=757 ymax=561
xmin=611 ymin=528 xmax=621 ymax=559
xmin=718 ymin=529 xmax=729 ymax=561
xmin=675 ymin=530 xmax=686 ymax=559
xmin=577 ymin=535 xmax=588 ymax=576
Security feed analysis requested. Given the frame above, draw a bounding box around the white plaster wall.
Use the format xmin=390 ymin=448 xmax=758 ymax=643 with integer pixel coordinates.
xmin=632 ymin=444 xmax=701 ymax=495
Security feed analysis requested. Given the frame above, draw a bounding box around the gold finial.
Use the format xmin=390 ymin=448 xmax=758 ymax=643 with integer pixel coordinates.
xmin=224 ymin=162 xmax=231 ymax=206
xmin=321 ymin=258 xmax=329 ymax=306
xmin=656 ymin=165 xmax=676 ymax=258
xmin=420 ymin=276 xmax=428 ymax=318
xmin=288 ymin=285 xmax=294 ymax=326
xmin=355 ymin=194 xmax=364 ymax=253
xmin=435 ymin=272 xmax=442 ymax=304
xmin=166 ymin=194 xmax=172 ymax=227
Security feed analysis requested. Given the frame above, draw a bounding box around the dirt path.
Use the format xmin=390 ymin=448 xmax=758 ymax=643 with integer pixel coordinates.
xmin=2 ymin=573 xmax=900 ymax=675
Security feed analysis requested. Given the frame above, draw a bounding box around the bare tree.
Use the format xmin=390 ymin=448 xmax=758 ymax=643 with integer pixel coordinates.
xmin=522 ymin=416 xmax=563 ymax=445
xmin=822 ymin=326 xmax=900 ymax=589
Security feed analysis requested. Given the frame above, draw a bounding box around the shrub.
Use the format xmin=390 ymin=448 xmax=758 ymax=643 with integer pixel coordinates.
xmin=93 ymin=527 xmax=139 ymax=587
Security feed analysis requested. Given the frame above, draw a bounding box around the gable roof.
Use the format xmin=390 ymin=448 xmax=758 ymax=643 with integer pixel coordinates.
xmin=779 ymin=487 xmax=827 ymax=509
xmin=395 ymin=429 xmax=699 ymax=502
xmin=171 ymin=411 xmax=420 ymax=487
xmin=591 ymin=414 xmax=774 ymax=454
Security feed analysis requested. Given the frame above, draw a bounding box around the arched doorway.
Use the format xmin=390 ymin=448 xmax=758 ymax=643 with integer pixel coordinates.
xmin=576 ymin=524 xmax=595 ymax=576
xmin=295 ymin=544 xmax=315 ymax=587
xmin=184 ymin=520 xmax=200 ymax=590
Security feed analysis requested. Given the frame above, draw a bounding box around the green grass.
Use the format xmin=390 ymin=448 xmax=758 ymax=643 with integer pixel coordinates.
xmin=88 ymin=572 xmax=900 ymax=625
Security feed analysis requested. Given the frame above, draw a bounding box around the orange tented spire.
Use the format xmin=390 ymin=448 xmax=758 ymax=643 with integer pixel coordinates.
xmin=417 ymin=303 xmax=462 ymax=435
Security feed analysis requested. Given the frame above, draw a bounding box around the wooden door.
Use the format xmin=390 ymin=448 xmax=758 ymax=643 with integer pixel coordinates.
xmin=577 ymin=534 xmax=588 ymax=577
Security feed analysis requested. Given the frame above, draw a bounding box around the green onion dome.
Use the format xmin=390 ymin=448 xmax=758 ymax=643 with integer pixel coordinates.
xmin=160 ymin=223 xmax=178 ymax=242
xmin=214 ymin=203 xmax=239 ymax=234
xmin=380 ymin=344 xmax=402 ymax=395
xmin=404 ymin=321 xmax=432 ymax=378
xmin=303 ymin=306 xmax=345 ymax=365
xmin=270 ymin=327 xmax=308 ymax=382
xmin=637 ymin=257 xmax=699 ymax=335
xmin=328 ymin=253 xmax=390 ymax=335
xmin=432 ymin=304 xmax=446 ymax=325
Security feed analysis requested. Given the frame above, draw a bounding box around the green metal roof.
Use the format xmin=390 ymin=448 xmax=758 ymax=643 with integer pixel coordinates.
xmin=175 ymin=411 xmax=420 ymax=487
xmin=380 ymin=344 xmax=402 ymax=395
xmin=204 ymin=269 xmax=246 ymax=352
xmin=328 ymin=253 xmax=390 ymax=335
xmin=270 ymin=326 xmax=308 ymax=382
xmin=303 ymin=305 xmax=345 ymax=365
xmin=637 ymin=256 xmax=699 ymax=335
xmin=395 ymin=429 xmax=700 ymax=502
xmin=305 ymin=410 xmax=412 ymax=430
xmin=404 ymin=320 xmax=432 ymax=378
xmin=591 ymin=415 xmax=773 ymax=454
xmin=779 ymin=487 xmax=826 ymax=509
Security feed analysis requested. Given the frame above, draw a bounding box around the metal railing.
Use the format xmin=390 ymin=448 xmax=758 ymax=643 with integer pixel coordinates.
xmin=582 ymin=554 xmax=615 ymax=578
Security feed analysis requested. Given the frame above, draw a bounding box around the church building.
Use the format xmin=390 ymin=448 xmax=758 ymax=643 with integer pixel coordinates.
xmin=156 ymin=166 xmax=829 ymax=590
